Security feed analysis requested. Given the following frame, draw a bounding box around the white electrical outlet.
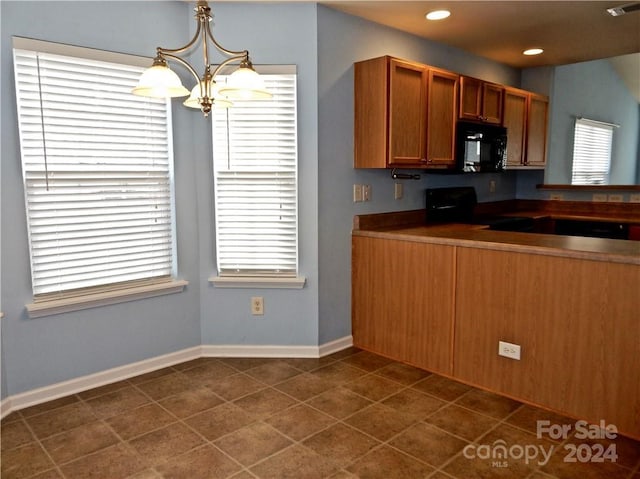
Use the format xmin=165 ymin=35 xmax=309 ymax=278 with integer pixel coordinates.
xmin=394 ymin=182 xmax=403 ymax=200
xmin=489 ymin=180 xmax=496 ymax=194
xmin=608 ymin=194 xmax=624 ymax=203
xmin=353 ymin=184 xmax=363 ymax=203
xmin=498 ymin=341 xmax=521 ymax=360
xmin=592 ymin=193 xmax=608 ymax=202
xmin=251 ymin=296 xmax=264 ymax=315
xmin=549 ymin=193 xmax=564 ymax=201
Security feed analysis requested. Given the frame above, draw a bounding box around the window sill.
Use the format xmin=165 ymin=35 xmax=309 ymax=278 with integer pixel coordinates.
xmin=26 ymin=279 xmax=188 ymax=319
xmin=537 ymin=184 xmax=640 ymax=191
xmin=209 ymin=276 xmax=306 ymax=289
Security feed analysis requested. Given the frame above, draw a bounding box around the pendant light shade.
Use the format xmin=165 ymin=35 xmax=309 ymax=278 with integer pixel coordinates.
xmin=219 ymin=62 xmax=272 ymax=100
xmin=132 ymin=64 xmax=189 ymax=98
xmin=184 ymin=81 xmax=233 ymax=109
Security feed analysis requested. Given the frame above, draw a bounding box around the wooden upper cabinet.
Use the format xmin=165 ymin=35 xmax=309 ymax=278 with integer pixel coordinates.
xmin=426 ymin=69 xmax=458 ymax=168
xmin=459 ymin=76 xmax=482 ymax=120
xmin=502 ymin=87 xmax=549 ymax=168
xmin=503 ymin=87 xmax=528 ymax=167
xmin=354 ymin=56 xmax=548 ymax=170
xmin=388 ymin=58 xmax=428 ymax=166
xmin=526 ymin=94 xmax=549 ymax=167
xmin=354 ymin=56 xmax=389 ymax=169
xmin=459 ymin=76 xmax=503 ymax=124
xmin=483 ymin=83 xmax=504 ymax=124
xmin=354 ymin=56 xmax=457 ymax=169
xmin=354 ymin=56 xmax=428 ymax=168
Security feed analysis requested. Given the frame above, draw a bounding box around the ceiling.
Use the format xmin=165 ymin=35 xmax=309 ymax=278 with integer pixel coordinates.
xmin=320 ymin=1 xmax=640 ymax=69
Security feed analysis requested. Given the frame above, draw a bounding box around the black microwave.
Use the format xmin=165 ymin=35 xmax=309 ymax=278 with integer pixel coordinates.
xmin=455 ymin=121 xmax=507 ymax=173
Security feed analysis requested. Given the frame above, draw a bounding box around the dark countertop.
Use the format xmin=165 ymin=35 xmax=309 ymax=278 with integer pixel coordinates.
xmin=353 ymin=216 xmax=640 ymax=266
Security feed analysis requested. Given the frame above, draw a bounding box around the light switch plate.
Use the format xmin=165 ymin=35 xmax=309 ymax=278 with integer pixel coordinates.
xmin=394 ymin=182 xmax=403 ymax=200
xmin=363 ymin=185 xmax=371 ymax=201
xmin=353 ymin=184 xmax=363 ymax=202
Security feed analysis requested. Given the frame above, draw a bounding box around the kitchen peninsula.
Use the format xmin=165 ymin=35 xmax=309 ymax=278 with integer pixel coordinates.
xmin=352 ymin=201 xmax=640 ymax=439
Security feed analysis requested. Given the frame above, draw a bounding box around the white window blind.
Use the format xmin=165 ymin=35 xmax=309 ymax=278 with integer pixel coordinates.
xmin=212 ymin=68 xmax=298 ymax=276
xmin=571 ymin=117 xmax=615 ymax=185
xmin=13 ymin=38 xmax=176 ymax=298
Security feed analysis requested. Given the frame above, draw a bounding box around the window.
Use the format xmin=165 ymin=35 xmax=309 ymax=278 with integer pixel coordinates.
xmin=13 ymin=38 xmax=182 ymax=312
xmin=571 ymin=117 xmax=615 ymax=185
xmin=212 ymin=66 xmax=302 ymax=285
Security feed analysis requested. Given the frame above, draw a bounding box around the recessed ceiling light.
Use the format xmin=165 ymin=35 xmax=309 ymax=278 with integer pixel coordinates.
xmin=523 ymin=48 xmax=544 ymax=56
xmin=426 ymin=10 xmax=451 ymax=21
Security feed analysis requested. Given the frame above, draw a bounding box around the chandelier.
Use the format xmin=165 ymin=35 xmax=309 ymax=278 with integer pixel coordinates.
xmin=132 ymin=0 xmax=271 ymax=117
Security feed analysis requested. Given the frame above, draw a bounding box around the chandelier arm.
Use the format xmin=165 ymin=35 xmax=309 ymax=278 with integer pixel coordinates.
xmin=161 ymin=52 xmax=201 ymax=85
xmin=210 ymin=54 xmax=248 ymax=79
xmin=133 ymin=1 xmax=269 ymax=116
xmin=157 ymin=19 xmax=204 ymax=57
xmin=205 ymin=21 xmax=248 ymax=58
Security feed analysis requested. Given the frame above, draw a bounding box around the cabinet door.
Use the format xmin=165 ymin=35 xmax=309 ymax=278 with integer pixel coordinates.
xmin=426 ymin=69 xmax=458 ymax=167
xmin=459 ymin=76 xmax=482 ymax=121
xmin=460 ymin=77 xmax=503 ymax=124
xmin=503 ymin=88 xmax=528 ymax=166
xmin=352 ymin=236 xmax=455 ymax=374
xmin=354 ymin=56 xmax=389 ymax=168
xmin=482 ymin=83 xmax=504 ymax=124
xmin=388 ymin=59 xmax=428 ymax=166
xmin=526 ymin=94 xmax=549 ymax=166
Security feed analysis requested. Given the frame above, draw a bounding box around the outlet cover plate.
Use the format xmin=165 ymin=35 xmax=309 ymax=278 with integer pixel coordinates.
xmin=498 ymin=340 xmax=521 ymax=360
xmin=251 ymin=296 xmax=264 ymax=315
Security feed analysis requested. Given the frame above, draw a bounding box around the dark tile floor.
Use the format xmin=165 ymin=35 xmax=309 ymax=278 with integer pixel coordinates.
xmin=2 ymin=348 xmax=640 ymax=479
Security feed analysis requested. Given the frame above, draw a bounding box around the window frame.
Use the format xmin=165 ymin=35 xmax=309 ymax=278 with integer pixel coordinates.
xmin=571 ymin=117 xmax=616 ymax=185
xmin=13 ymin=37 xmax=186 ymax=317
xmin=208 ymin=65 xmax=305 ymax=289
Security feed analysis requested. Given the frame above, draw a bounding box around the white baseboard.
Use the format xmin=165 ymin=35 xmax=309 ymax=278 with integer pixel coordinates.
xmin=1 ymin=397 xmax=13 ymax=419
xmin=201 ymin=344 xmax=317 ymax=358
xmin=318 ymin=335 xmax=354 ymax=357
xmin=2 ymin=346 xmax=202 ymax=418
xmin=0 ymin=336 xmax=353 ymax=419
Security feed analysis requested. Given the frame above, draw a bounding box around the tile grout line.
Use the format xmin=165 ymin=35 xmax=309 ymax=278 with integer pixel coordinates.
xmin=0 ymin=358 xmax=527 ymax=479
xmin=10 ymin=413 xmax=69 ymax=479
xmin=6 ymin=351 xmax=639 ymax=479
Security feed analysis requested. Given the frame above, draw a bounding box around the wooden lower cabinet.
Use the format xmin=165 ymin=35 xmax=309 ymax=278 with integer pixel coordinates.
xmin=352 ymin=236 xmax=454 ymax=374
xmin=352 ymin=236 xmax=640 ymax=438
xmin=454 ymin=248 xmax=640 ymax=438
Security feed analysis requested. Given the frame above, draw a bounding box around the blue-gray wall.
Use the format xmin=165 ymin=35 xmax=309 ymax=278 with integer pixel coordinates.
xmin=546 ymin=59 xmax=639 ymax=185
xmin=196 ymin=3 xmax=320 ymax=348
xmin=1 ymin=1 xmax=321 ymax=399
xmin=1 ymin=1 xmax=203 ymax=397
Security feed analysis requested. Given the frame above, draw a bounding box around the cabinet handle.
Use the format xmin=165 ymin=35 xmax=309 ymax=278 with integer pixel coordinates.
xmin=420 ymin=158 xmax=428 ymax=163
